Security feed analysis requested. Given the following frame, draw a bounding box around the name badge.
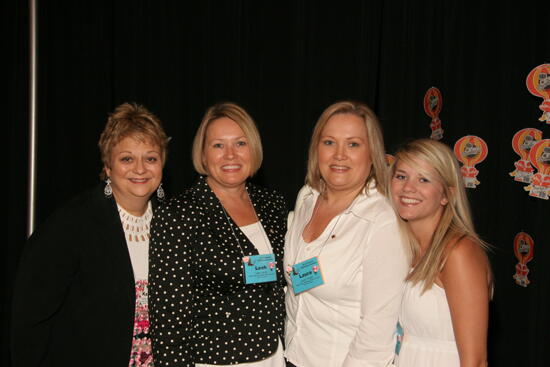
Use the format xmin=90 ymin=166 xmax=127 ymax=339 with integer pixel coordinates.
xmin=289 ymin=257 xmax=324 ymax=294
xmin=395 ymin=321 xmax=404 ymax=355
xmin=242 ymin=254 xmax=277 ymax=284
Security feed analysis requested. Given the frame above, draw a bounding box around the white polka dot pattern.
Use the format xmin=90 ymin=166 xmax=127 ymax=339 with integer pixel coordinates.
xmin=149 ymin=176 xmax=287 ymax=366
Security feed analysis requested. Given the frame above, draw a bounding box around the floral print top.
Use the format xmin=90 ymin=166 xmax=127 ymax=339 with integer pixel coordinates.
xmin=118 ymin=202 xmax=154 ymax=367
xmin=129 ymin=279 xmax=153 ymax=367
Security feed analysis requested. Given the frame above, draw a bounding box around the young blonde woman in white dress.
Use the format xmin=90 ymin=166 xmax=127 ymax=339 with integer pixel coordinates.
xmin=389 ymin=139 xmax=492 ymax=367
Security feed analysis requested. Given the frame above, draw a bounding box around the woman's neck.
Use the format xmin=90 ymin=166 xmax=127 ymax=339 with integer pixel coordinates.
xmin=206 ymin=177 xmax=248 ymax=203
xmin=206 ymin=177 xmax=256 ymax=227
xmin=321 ymin=185 xmax=363 ymax=209
xmin=113 ymin=192 xmax=149 ymax=217
xmin=301 ymin=185 xmax=363 ymax=243
xmin=409 ymin=216 xmax=441 ymax=253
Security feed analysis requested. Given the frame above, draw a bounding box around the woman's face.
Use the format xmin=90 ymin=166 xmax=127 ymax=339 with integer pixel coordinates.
xmin=391 ymin=158 xmax=448 ymax=228
xmin=317 ymin=113 xmax=371 ymax=194
xmin=105 ymin=136 xmax=163 ymax=213
xmin=203 ymin=117 xmax=252 ymax=191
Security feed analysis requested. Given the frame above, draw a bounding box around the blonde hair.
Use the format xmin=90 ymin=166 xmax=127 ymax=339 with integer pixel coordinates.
xmin=306 ymin=101 xmax=388 ymax=195
xmin=389 ymin=139 xmax=489 ymax=292
xmin=98 ymin=102 xmax=168 ymax=179
xmin=192 ymin=102 xmax=263 ymax=176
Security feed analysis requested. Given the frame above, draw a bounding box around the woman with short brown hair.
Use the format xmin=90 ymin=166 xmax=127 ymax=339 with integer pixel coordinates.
xmin=12 ymin=102 xmax=168 ymax=367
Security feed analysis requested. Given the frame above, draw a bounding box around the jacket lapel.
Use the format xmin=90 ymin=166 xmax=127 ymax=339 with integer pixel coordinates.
xmin=192 ymin=177 xmax=259 ymax=256
xmin=88 ymin=185 xmax=136 ymax=292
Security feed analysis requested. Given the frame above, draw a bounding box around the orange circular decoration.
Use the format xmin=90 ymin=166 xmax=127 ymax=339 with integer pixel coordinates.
xmin=385 ymin=154 xmax=396 ymax=166
xmin=526 ymin=63 xmax=550 ymax=124
xmin=524 ymin=139 xmax=550 ymax=199
xmin=424 ymin=87 xmax=444 ymax=140
xmin=423 ymin=87 xmax=442 ymax=118
xmin=454 ymin=136 xmax=488 ymax=167
xmin=511 ymin=128 xmax=543 ymax=161
xmin=526 ymin=64 xmax=550 ymax=99
xmin=528 ymin=139 xmax=550 ymax=175
xmin=454 ymin=136 xmax=488 ymax=189
xmin=513 ymin=232 xmax=535 ymax=264
xmin=509 ymin=128 xmax=542 ymax=183
xmin=513 ymin=232 xmax=535 ymax=287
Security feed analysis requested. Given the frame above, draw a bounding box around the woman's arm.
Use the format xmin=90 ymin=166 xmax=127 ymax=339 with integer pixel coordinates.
xmin=149 ymin=197 xmax=195 ymax=367
xmin=343 ymin=211 xmax=409 ymax=367
xmin=440 ymin=237 xmax=490 ymax=367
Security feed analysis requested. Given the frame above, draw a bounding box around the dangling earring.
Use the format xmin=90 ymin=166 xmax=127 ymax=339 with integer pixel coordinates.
xmin=156 ymin=183 xmax=165 ymax=201
xmin=104 ymin=177 xmax=113 ymax=198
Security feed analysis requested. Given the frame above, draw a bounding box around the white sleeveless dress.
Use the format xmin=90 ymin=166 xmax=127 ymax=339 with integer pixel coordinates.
xmin=396 ymin=281 xmax=460 ymax=366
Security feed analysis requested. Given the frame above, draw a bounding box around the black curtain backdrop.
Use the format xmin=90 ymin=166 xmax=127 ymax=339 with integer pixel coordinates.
xmin=6 ymin=1 xmax=549 ymax=366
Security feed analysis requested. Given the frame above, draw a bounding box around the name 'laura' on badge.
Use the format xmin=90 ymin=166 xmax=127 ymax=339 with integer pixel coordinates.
xmin=289 ymin=256 xmax=324 ymax=294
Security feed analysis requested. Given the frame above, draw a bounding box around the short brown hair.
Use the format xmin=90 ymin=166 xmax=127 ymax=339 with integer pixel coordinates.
xmin=192 ymin=102 xmax=263 ymax=176
xmin=306 ymin=101 xmax=388 ymax=195
xmin=98 ymin=102 xmax=168 ymax=179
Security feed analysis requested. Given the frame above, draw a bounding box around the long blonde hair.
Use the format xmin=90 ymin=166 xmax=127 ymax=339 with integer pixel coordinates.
xmin=389 ymin=139 xmax=489 ymax=292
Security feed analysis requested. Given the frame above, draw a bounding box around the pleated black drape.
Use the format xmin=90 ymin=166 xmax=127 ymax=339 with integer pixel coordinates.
xmin=6 ymin=1 xmax=549 ymax=366
xmin=5 ymin=0 xmax=30 ymax=366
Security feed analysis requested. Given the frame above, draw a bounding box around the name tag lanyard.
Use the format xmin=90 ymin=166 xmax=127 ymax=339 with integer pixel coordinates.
xmin=220 ymin=189 xmax=277 ymax=285
xmin=287 ymin=194 xmax=360 ymax=294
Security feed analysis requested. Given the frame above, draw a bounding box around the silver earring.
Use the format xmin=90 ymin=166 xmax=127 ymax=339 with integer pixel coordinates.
xmin=104 ymin=178 xmax=113 ymax=197
xmin=157 ymin=183 xmax=165 ymax=201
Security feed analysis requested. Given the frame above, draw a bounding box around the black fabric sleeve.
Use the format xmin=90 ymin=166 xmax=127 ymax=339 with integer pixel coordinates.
xmin=11 ymin=210 xmax=80 ymax=366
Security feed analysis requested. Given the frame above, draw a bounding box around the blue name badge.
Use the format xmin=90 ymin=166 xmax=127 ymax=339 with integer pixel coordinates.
xmin=290 ymin=257 xmax=324 ymax=294
xmin=242 ymin=254 xmax=277 ymax=285
xmin=395 ymin=321 xmax=404 ymax=355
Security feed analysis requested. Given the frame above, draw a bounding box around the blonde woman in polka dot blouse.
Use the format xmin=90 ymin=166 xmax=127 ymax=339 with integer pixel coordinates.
xmin=150 ymin=102 xmax=287 ymax=367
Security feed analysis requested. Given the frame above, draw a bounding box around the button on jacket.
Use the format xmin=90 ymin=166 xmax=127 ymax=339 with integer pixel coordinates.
xmin=284 ymin=184 xmax=409 ymax=367
xmin=149 ymin=176 xmax=287 ymax=366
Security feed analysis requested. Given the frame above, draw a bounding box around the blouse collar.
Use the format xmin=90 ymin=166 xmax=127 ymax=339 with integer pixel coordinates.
xmin=300 ymin=181 xmax=381 ymax=219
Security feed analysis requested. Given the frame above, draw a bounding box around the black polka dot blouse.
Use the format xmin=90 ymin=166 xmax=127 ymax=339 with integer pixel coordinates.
xmin=149 ymin=176 xmax=287 ymax=366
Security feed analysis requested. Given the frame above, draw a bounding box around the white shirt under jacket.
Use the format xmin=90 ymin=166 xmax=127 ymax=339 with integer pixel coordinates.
xmin=284 ymin=184 xmax=409 ymax=367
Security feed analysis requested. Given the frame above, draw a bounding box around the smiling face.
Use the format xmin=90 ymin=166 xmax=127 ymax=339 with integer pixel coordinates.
xmin=317 ymin=113 xmax=372 ymax=194
xmin=391 ymin=158 xmax=448 ymax=230
xmin=105 ymin=136 xmax=163 ymax=215
xmin=203 ymin=117 xmax=251 ymax=191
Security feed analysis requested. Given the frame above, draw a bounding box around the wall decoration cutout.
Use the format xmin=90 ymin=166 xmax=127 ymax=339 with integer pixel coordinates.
xmin=513 ymin=232 xmax=535 ymax=287
xmin=526 ymin=63 xmax=550 ymax=124
xmin=524 ymin=139 xmax=550 ymax=200
xmin=454 ymin=136 xmax=488 ymax=189
xmin=385 ymin=153 xmax=396 ymax=166
xmin=423 ymin=87 xmax=444 ymax=140
xmin=509 ymin=128 xmax=543 ymax=183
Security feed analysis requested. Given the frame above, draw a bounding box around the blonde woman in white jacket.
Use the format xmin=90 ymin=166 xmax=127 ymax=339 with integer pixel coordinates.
xmin=284 ymin=101 xmax=408 ymax=367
